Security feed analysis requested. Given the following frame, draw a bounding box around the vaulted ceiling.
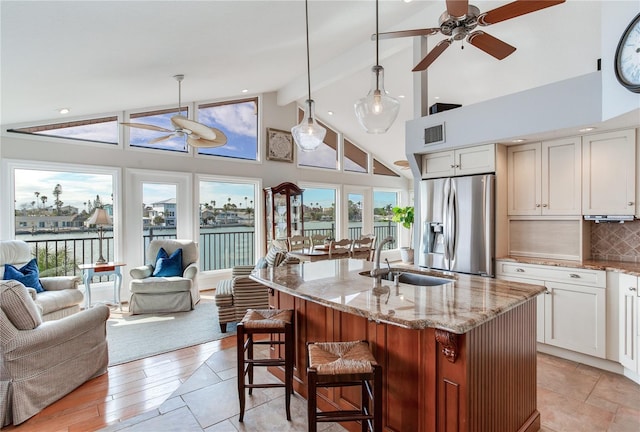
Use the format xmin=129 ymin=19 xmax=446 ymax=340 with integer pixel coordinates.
xmin=1 ymin=1 xmax=605 ymax=176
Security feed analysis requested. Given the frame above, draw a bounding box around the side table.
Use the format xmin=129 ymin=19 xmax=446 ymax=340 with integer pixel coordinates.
xmin=78 ymin=262 xmax=126 ymax=309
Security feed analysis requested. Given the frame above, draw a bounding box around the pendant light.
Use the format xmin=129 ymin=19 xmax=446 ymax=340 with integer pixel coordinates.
xmin=291 ymin=0 xmax=326 ymax=152
xmin=354 ymin=0 xmax=400 ymax=134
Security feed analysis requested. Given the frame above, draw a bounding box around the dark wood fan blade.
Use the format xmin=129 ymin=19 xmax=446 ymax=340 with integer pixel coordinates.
xmin=479 ymin=0 xmax=565 ymax=25
xmin=412 ymin=39 xmax=452 ymax=72
xmin=446 ymin=0 xmax=469 ymax=18
xmin=467 ymin=31 xmax=516 ymax=60
xmin=374 ymin=28 xmax=440 ymax=41
xmin=120 ymin=122 xmax=173 ymax=133
xmin=148 ymin=134 xmax=175 ymax=144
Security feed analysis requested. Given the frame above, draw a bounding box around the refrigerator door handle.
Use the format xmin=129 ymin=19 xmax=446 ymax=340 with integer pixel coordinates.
xmin=449 ymin=180 xmax=457 ymax=262
xmin=443 ymin=178 xmax=451 ymax=266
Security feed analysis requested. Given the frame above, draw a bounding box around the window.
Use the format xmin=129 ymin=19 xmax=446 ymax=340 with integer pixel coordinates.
xmin=373 ymin=190 xmax=397 ymax=250
xmin=8 ymin=116 xmax=119 ymax=145
xmin=128 ymin=108 xmax=189 ymax=153
xmin=297 ymin=107 xmax=338 ymax=170
xmin=13 ymin=167 xmax=115 ymax=275
xmin=347 ymin=192 xmax=364 ymax=238
xmin=196 ymin=98 xmax=259 ymax=161
xmin=199 ymin=179 xmax=257 ymax=270
xmin=344 ymin=138 xmax=368 ymax=173
xmin=142 ymin=183 xmax=178 ymax=255
xmin=373 ymin=159 xmax=400 ymax=177
xmin=302 ymin=187 xmax=336 ymax=239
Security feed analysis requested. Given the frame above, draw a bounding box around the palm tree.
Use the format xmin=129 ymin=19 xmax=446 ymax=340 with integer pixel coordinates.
xmin=244 ymin=196 xmax=248 ymax=212
xmin=52 ymin=183 xmax=63 ymax=215
xmin=40 ymin=195 xmax=48 ymax=210
xmin=34 ymin=191 xmax=40 ymax=209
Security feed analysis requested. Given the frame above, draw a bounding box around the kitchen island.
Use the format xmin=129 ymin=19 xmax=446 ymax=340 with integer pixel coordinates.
xmin=251 ymin=259 xmax=545 ymax=432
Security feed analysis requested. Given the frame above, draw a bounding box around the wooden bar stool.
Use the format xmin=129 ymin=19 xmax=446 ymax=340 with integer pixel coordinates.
xmin=306 ymin=340 xmax=382 ymax=432
xmin=237 ymin=308 xmax=294 ymax=422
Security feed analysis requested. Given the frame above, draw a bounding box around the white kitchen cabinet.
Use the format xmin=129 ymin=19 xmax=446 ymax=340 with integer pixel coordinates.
xmin=496 ymin=260 xmax=606 ymax=358
xmin=507 ymin=138 xmax=581 ymax=216
xmin=421 ymin=143 xmax=495 ymax=179
xmin=619 ymin=273 xmax=638 ymax=372
xmin=582 ymin=129 xmax=636 ymax=216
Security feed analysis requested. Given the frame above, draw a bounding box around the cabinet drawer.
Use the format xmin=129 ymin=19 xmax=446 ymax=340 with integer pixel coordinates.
xmin=496 ymin=261 xmax=605 ymax=288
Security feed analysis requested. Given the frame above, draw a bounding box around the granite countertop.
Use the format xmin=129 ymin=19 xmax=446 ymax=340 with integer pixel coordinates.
xmin=497 ymin=256 xmax=640 ymax=277
xmin=251 ymin=259 xmax=545 ymax=335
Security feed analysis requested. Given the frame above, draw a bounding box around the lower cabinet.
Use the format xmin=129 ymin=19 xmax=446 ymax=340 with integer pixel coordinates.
xmin=496 ymin=261 xmax=607 ymax=358
xmin=618 ymin=273 xmax=638 ymax=372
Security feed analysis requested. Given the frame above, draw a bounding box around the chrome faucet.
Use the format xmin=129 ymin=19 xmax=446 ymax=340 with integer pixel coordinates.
xmin=370 ymin=236 xmax=394 ymax=286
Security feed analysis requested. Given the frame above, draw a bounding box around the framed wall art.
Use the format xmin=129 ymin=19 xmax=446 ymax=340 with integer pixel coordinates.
xmin=266 ymin=128 xmax=294 ymax=163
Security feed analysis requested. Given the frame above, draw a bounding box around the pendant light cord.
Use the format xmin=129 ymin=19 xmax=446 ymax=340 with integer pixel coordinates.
xmin=305 ymin=0 xmax=312 ymax=103
xmin=375 ymin=0 xmax=379 ymax=67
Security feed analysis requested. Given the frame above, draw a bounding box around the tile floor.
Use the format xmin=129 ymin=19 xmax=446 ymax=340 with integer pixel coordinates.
xmin=100 ymin=348 xmax=640 ymax=432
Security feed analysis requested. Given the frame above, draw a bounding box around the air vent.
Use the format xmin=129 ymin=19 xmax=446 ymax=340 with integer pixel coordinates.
xmin=424 ymin=123 xmax=445 ymax=146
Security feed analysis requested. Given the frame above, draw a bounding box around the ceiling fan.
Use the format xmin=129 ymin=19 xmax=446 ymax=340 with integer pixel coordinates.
xmin=121 ymin=75 xmax=227 ymax=148
xmin=394 ymin=160 xmax=410 ymax=170
xmin=375 ymin=0 xmax=565 ymax=71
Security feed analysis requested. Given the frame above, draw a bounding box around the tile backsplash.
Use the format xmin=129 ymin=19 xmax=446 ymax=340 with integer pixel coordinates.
xmin=591 ymin=219 xmax=640 ymax=262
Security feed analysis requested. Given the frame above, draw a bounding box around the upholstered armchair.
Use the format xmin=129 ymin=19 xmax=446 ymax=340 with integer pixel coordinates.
xmin=0 ymin=280 xmax=109 ymax=426
xmin=129 ymin=239 xmax=200 ymax=314
xmin=0 ymin=240 xmax=83 ymax=321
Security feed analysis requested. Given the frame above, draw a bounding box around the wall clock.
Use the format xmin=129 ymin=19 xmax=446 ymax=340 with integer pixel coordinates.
xmin=615 ymin=12 xmax=640 ymax=93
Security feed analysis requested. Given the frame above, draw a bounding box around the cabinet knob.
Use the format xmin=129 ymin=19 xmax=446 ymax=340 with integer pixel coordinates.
xmin=456 ymin=164 xmax=460 ymax=168
xmin=628 ymin=202 xmax=634 ymax=206
xmin=515 ymin=268 xmax=525 ymax=272
xmin=535 ymin=204 xmax=541 ymax=208
xmin=629 ymin=287 xmax=637 ymax=292
xmin=542 ymin=204 xmax=548 ymax=208
xmin=568 ymin=273 xmax=580 ymax=279
xmin=545 ymin=290 xmax=551 ymax=295
xmin=450 ymin=164 xmax=456 ymax=168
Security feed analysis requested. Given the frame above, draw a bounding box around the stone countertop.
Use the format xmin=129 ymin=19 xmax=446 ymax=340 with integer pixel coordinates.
xmin=251 ymin=259 xmax=545 ymax=335
xmin=497 ymin=256 xmax=640 ymax=277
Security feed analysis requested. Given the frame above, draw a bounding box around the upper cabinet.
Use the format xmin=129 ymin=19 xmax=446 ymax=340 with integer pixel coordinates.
xmin=507 ymin=138 xmax=582 ymax=216
xmin=421 ymin=144 xmax=495 ymax=179
xmin=582 ymin=129 xmax=636 ymax=216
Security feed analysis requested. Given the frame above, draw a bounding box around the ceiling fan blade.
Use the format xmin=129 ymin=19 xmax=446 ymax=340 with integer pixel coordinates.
xmin=467 ymin=31 xmax=516 ymax=60
xmin=148 ymin=134 xmax=175 ymax=144
xmin=412 ymin=39 xmax=452 ymax=72
xmin=446 ymin=0 xmax=469 ymax=18
xmin=479 ymin=0 xmax=565 ymax=26
xmin=187 ymin=133 xmax=227 ymax=149
xmin=120 ymin=122 xmax=173 ymax=133
xmin=394 ymin=160 xmax=410 ymax=170
xmin=373 ymin=28 xmax=440 ymax=41
xmin=171 ymin=115 xmax=222 ymax=141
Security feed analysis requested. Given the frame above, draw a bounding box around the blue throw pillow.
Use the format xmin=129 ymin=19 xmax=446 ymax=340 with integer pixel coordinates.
xmin=4 ymin=259 xmax=44 ymax=293
xmin=152 ymin=247 xmax=183 ymax=277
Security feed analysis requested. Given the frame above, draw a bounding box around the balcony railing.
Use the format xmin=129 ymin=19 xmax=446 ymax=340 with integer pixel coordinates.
xmin=23 ymin=222 xmax=398 ymax=278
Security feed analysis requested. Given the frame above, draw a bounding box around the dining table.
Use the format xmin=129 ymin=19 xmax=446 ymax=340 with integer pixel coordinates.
xmin=287 ymin=246 xmax=335 ymax=262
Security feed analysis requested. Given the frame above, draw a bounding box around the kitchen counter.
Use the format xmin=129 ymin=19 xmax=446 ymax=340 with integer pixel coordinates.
xmin=498 ymin=256 xmax=640 ymax=276
xmin=254 ymin=258 xmax=542 ymax=432
xmin=251 ymin=258 xmax=545 ymax=334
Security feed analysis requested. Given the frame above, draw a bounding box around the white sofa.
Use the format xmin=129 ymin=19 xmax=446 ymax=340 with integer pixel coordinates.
xmin=0 ymin=240 xmax=83 ymax=321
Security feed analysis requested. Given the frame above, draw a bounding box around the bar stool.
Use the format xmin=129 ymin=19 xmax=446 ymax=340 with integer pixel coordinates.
xmin=236 ymin=308 xmax=294 ymax=422
xmin=306 ymin=340 xmax=382 ymax=432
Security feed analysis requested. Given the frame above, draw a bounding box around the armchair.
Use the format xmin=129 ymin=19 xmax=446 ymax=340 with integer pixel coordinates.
xmin=0 ymin=280 xmax=109 ymax=426
xmin=129 ymin=239 xmax=200 ymax=315
xmin=0 ymin=240 xmax=82 ymax=321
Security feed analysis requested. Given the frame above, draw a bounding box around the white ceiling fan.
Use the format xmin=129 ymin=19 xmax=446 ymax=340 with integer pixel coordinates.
xmin=121 ymin=74 xmax=227 ymax=148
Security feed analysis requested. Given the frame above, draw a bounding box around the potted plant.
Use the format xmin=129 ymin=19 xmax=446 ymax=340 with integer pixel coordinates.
xmin=391 ymin=205 xmax=414 ymax=263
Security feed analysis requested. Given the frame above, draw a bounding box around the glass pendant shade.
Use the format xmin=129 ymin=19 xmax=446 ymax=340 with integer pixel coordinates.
xmin=291 ymin=99 xmax=326 ymax=152
xmin=354 ymin=65 xmax=400 ymax=134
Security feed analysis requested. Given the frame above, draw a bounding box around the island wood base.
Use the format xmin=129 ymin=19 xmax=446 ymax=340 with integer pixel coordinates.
xmin=268 ymin=289 xmax=540 ymax=432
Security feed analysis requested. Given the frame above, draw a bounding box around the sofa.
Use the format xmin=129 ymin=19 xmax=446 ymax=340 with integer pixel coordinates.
xmin=129 ymin=239 xmax=200 ymax=314
xmin=214 ymin=243 xmax=299 ymax=332
xmin=0 ymin=240 xmax=83 ymax=321
xmin=0 ymin=279 xmax=109 ymax=426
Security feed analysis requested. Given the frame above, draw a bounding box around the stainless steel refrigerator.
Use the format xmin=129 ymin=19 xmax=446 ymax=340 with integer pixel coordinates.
xmin=419 ymin=174 xmax=495 ymax=276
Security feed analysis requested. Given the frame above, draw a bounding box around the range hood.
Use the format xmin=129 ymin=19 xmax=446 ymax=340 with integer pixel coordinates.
xmin=584 ymin=215 xmax=635 ymax=223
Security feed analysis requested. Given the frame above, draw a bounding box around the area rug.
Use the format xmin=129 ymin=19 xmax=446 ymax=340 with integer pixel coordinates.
xmin=106 ymin=302 xmax=236 ymax=366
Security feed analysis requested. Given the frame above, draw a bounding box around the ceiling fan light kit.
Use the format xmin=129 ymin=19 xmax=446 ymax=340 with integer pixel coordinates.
xmin=377 ymin=0 xmax=565 ymax=72
xmin=121 ymin=74 xmax=227 ymax=149
xmin=354 ymin=0 xmax=400 ymax=134
xmin=291 ymin=0 xmax=326 ymax=152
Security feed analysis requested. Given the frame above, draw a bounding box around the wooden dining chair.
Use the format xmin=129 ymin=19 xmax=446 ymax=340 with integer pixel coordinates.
xmin=309 ymin=234 xmax=328 ymax=250
xmin=328 ymin=239 xmax=353 ymax=259
xmin=288 ymin=235 xmax=311 ymax=252
xmin=359 ymin=234 xmax=377 ymax=261
xmin=351 ymin=236 xmax=375 ymax=260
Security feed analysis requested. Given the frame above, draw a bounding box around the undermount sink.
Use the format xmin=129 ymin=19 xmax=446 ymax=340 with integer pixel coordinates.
xmin=359 ymin=270 xmax=453 ymax=287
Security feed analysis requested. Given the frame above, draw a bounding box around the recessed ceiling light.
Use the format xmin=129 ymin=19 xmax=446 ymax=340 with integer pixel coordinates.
xmin=241 ymin=89 xmax=248 ymax=93
xmin=403 ymin=0 xmax=413 ymax=3
xmin=434 ymin=96 xmax=440 ymax=100
xmin=327 ymin=111 xmax=334 ymax=116
xmin=398 ymin=95 xmax=405 ymax=99
xmin=579 ymin=127 xmax=596 ymax=132
xmin=59 ymin=108 xmax=70 ymax=114
xmin=512 ymin=139 xmax=525 ymax=143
